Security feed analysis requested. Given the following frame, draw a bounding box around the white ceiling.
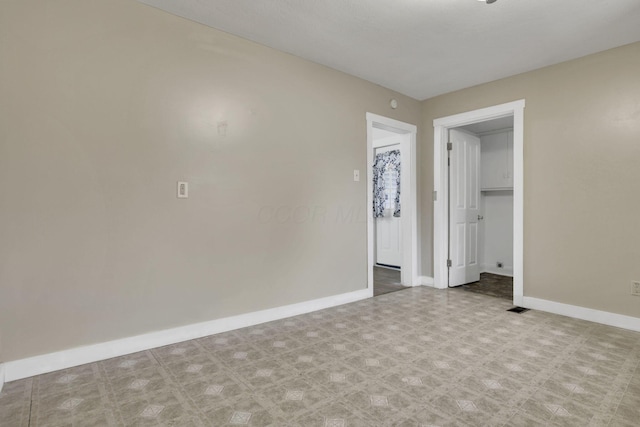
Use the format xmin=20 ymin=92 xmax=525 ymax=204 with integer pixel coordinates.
xmin=138 ymin=0 xmax=640 ymax=100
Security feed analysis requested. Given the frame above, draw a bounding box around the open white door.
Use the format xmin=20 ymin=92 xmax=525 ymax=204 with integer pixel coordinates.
xmin=374 ymin=143 xmax=402 ymax=267
xmin=449 ymin=129 xmax=481 ymax=286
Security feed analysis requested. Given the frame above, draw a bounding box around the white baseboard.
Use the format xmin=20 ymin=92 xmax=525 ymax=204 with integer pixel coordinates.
xmin=4 ymin=288 xmax=371 ymax=382
xmin=522 ymin=297 xmax=640 ymax=332
xmin=0 ymin=363 xmax=4 ymax=392
xmin=419 ymin=276 xmax=434 ymax=287
xmin=481 ymin=265 xmax=513 ymax=277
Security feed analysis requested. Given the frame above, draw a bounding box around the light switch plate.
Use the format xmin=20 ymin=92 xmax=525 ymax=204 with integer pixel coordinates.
xmin=632 ymin=281 xmax=640 ymax=296
xmin=353 ymin=170 xmax=360 ymax=182
xmin=177 ymin=181 xmax=188 ymax=198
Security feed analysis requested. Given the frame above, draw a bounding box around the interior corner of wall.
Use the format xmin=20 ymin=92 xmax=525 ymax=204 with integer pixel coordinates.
xmin=420 ymin=276 xmax=435 ymax=286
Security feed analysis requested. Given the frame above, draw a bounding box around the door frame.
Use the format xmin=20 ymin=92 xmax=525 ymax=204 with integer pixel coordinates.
xmin=366 ymin=113 xmax=418 ymax=294
xmin=433 ymin=100 xmax=525 ymax=306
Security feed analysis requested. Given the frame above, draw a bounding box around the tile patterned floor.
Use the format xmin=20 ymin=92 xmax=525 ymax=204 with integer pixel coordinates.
xmin=1 ymin=287 xmax=640 ymax=426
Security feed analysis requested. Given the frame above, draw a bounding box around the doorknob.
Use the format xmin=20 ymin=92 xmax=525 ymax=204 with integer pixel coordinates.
xmin=477 ymin=215 xmax=484 ymax=220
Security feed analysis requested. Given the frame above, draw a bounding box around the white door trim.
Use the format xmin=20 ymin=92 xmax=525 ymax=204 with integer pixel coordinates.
xmin=433 ymin=100 xmax=525 ymax=306
xmin=366 ymin=113 xmax=418 ymax=292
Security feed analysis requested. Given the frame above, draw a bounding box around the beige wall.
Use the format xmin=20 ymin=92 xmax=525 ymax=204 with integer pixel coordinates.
xmin=0 ymin=0 xmax=422 ymax=362
xmin=2 ymin=0 xmax=639 ymax=366
xmin=421 ymin=42 xmax=640 ymax=318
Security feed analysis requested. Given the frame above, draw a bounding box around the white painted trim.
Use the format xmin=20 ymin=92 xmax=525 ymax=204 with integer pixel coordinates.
xmin=366 ymin=113 xmax=419 ymax=290
xmin=433 ymin=100 xmax=525 ymax=307
xmin=0 ymin=363 xmax=5 ymax=392
xmin=419 ymin=276 xmax=435 ymax=287
xmin=512 ymin=102 xmax=525 ymax=307
xmin=523 ymin=297 xmax=640 ymax=333
xmin=4 ymin=288 xmax=370 ymax=382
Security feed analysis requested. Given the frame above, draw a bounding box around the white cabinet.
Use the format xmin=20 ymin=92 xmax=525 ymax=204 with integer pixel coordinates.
xmin=481 ymin=130 xmax=513 ymax=190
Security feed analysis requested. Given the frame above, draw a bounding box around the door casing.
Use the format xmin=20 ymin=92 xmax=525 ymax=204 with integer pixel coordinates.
xmin=366 ymin=113 xmax=418 ymax=294
xmin=433 ymin=100 xmax=525 ymax=306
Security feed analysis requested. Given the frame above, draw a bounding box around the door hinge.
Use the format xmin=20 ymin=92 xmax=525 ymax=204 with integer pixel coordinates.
xmin=447 ymin=142 xmax=453 ymax=151
xmin=433 ymin=190 xmax=437 ymax=201
xmin=447 ymin=259 xmax=452 ymax=268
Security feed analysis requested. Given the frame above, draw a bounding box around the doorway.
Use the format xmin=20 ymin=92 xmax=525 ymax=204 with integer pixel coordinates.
xmin=449 ymin=117 xmax=515 ymax=299
xmin=372 ymin=130 xmax=404 ymax=296
xmin=433 ymin=100 xmax=525 ymax=306
xmin=366 ymin=113 xmax=418 ymax=297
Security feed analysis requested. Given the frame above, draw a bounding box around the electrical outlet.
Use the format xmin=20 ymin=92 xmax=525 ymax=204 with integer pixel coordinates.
xmin=632 ymin=281 xmax=640 ymax=296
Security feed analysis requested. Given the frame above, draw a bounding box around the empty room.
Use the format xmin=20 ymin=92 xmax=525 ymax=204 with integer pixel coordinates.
xmin=1 ymin=0 xmax=640 ymax=426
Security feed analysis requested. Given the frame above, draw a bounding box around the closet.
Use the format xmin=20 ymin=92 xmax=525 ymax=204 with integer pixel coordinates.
xmin=479 ymin=129 xmax=514 ymax=276
xmin=481 ymin=130 xmax=513 ymax=190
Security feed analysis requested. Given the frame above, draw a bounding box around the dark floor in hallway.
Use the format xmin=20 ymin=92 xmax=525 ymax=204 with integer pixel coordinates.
xmin=373 ymin=266 xmax=405 ymax=296
xmin=456 ymin=272 xmax=513 ymax=300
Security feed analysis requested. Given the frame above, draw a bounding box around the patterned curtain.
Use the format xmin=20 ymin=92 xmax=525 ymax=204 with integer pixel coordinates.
xmin=372 ymin=149 xmax=401 ymax=218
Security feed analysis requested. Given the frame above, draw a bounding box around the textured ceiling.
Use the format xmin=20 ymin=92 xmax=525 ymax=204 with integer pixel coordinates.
xmin=138 ymin=0 xmax=640 ymax=100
